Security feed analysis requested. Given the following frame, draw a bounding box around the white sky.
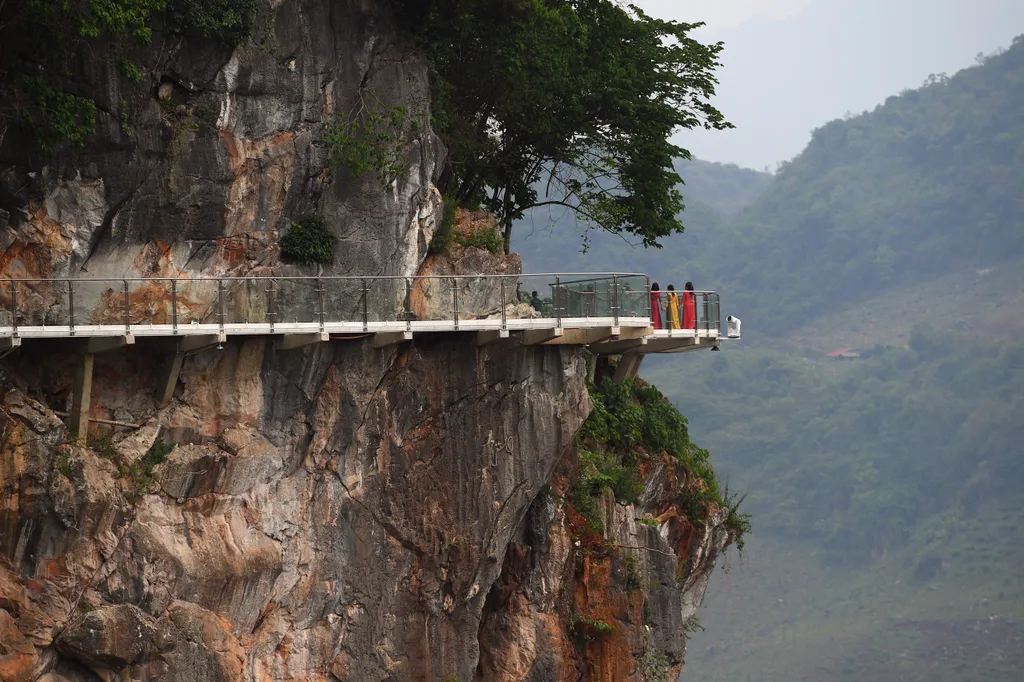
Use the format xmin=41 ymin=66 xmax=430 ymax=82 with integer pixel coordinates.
xmin=633 ymin=0 xmax=1024 ymax=169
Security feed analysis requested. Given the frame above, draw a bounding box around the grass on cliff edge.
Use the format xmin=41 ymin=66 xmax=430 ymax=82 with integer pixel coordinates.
xmin=571 ymin=376 xmax=750 ymax=550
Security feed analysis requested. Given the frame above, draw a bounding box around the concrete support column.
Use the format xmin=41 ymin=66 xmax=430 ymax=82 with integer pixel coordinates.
xmin=157 ymin=353 xmax=185 ymax=407
xmin=69 ymin=353 xmax=95 ymax=441
xmin=613 ymin=353 xmax=644 ymax=382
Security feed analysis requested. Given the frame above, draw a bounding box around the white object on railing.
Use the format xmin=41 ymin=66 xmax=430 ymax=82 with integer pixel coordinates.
xmin=727 ymin=315 xmax=741 ymax=339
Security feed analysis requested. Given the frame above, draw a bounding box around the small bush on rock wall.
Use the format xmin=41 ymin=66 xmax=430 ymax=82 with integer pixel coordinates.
xmin=320 ymin=98 xmax=423 ymax=186
xmin=454 ymin=226 xmax=503 ymax=253
xmin=279 ymin=216 xmax=336 ymax=265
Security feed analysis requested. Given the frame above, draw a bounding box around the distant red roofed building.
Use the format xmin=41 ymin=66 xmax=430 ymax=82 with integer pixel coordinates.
xmin=827 ymin=348 xmax=861 ymax=359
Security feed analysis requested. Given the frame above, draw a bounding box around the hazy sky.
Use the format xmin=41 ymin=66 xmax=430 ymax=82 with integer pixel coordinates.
xmin=633 ymin=0 xmax=1024 ymax=170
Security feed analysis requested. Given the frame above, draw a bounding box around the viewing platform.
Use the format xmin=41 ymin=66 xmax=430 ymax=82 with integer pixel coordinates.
xmin=0 ymin=273 xmax=727 ymax=438
xmin=0 ymin=273 xmax=722 ymax=352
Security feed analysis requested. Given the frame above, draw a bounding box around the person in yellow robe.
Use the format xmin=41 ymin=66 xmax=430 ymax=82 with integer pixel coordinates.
xmin=666 ymin=284 xmax=681 ymax=329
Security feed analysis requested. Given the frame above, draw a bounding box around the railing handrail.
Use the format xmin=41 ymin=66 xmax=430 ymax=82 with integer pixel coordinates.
xmin=0 ymin=272 xmax=649 ymax=283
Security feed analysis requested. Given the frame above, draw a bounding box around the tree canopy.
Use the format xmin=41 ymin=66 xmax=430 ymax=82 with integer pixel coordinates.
xmin=397 ymin=0 xmax=731 ymax=251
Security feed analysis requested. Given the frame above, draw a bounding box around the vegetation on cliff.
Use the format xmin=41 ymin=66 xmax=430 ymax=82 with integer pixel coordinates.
xmin=571 ymin=375 xmax=750 ymax=551
xmin=0 ymin=0 xmax=269 ymax=152
xmin=394 ymin=0 xmax=731 ymax=251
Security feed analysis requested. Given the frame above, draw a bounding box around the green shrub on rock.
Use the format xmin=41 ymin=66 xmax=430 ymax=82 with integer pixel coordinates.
xmin=279 ymin=216 xmax=336 ymax=265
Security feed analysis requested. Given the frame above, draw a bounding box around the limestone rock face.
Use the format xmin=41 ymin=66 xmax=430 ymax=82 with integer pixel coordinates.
xmin=56 ymin=604 xmax=154 ymax=672
xmin=0 ymin=336 xmax=591 ymax=681
xmin=0 ymin=0 xmax=443 ymax=311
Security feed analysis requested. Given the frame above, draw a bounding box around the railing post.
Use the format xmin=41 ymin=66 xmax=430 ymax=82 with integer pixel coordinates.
xmin=452 ymin=277 xmax=459 ymax=331
xmin=646 ymin=276 xmax=652 ymax=322
xmin=171 ymin=279 xmax=178 ymax=334
xmin=266 ymin=279 xmax=276 ymax=332
xmin=218 ymin=279 xmax=226 ymax=333
xmin=361 ymin=279 xmax=369 ymax=332
xmin=317 ymin=277 xmax=326 ymax=333
xmin=703 ymin=293 xmax=710 ymax=335
xmin=68 ymin=280 xmax=76 ymax=336
xmin=500 ymin=278 xmax=507 ymax=332
xmin=612 ymin=275 xmax=619 ymax=327
xmin=405 ymin=278 xmax=413 ymax=332
xmin=123 ymin=280 xmax=131 ymax=334
xmin=10 ymin=281 xmax=18 ymax=337
xmin=554 ymin=275 xmax=562 ymax=328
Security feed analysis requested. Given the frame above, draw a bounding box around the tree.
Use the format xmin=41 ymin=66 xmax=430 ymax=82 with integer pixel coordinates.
xmin=397 ymin=0 xmax=731 ymax=252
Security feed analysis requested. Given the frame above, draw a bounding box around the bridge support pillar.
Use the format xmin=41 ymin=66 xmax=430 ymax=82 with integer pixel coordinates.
xmin=543 ymin=327 xmax=616 ymax=345
xmin=277 ymin=332 xmax=329 ymax=351
xmin=157 ymin=353 xmax=185 ymax=408
xmin=475 ymin=329 xmax=510 ymax=347
xmin=0 ymin=336 xmax=21 ymax=357
xmin=520 ymin=328 xmax=563 ymax=345
xmin=69 ymin=353 xmax=95 ymax=440
xmin=85 ymin=334 xmax=134 ymax=354
xmin=613 ymin=353 xmax=644 ymax=382
xmin=374 ymin=331 xmax=413 ymax=348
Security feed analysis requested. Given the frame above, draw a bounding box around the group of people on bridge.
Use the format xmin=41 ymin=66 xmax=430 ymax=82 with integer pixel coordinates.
xmin=649 ymin=281 xmax=696 ymax=330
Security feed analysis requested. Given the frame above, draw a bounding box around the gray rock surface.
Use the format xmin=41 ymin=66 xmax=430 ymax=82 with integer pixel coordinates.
xmin=0 ymin=0 xmax=443 ymax=326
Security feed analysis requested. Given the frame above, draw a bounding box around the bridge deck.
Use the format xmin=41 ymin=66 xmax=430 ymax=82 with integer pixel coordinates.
xmin=0 ymin=273 xmax=725 ymax=438
xmin=0 ymin=273 xmax=722 ymax=354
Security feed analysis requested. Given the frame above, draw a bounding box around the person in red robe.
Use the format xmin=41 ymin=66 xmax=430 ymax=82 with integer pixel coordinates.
xmin=682 ymin=281 xmax=697 ymax=330
xmin=650 ymin=282 xmax=663 ymax=329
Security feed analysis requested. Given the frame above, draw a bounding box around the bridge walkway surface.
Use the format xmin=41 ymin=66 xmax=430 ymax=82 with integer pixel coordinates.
xmin=0 ymin=273 xmax=724 ymax=438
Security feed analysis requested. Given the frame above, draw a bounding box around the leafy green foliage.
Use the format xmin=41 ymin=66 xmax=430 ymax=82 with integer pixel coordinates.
xmin=570 ymin=615 xmax=617 ymax=636
xmin=14 ymin=76 xmax=97 ymax=152
xmin=279 ymin=216 xmax=336 ymax=265
xmin=87 ymin=430 xmax=118 ymax=461
xmin=624 ymin=554 xmax=641 ymax=590
xmin=166 ymin=0 xmax=266 ymax=43
xmin=454 ymin=226 xmax=504 ymax=254
xmin=572 ymin=376 xmax=748 ymax=550
xmin=396 ymin=0 xmax=731 ymax=251
xmin=52 ymin=447 xmax=74 ymax=477
xmin=655 ymin=328 xmax=1024 ymax=564
xmin=643 ymin=646 xmax=671 ymax=681
xmin=0 ymin=0 xmax=268 ymax=150
xmin=125 ymin=437 xmax=175 ymax=504
xmin=320 ymin=100 xmax=422 ymax=186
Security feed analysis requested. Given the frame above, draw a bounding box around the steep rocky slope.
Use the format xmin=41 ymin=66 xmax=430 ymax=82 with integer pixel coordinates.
xmin=0 ymin=2 xmax=736 ymax=680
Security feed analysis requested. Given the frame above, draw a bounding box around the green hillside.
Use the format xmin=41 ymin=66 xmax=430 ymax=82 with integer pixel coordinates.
xmin=660 ymin=335 xmax=1024 ymax=682
xmin=513 ymin=32 xmax=1024 ymax=682
xmin=714 ymin=37 xmax=1024 ymax=336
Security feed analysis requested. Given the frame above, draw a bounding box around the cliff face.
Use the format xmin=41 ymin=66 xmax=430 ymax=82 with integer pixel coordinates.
xmin=0 ymin=0 xmax=442 ymax=284
xmin=1 ymin=335 xmax=590 ymax=681
xmin=0 ymin=2 xmax=732 ymax=680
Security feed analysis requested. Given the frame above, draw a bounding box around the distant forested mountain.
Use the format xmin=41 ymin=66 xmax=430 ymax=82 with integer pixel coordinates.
xmin=518 ymin=36 xmax=1024 ymax=337
xmin=703 ymin=36 xmax=1024 ymax=335
xmin=512 ymin=158 xmax=769 ymax=280
xmin=511 ymin=34 xmax=1024 ymax=682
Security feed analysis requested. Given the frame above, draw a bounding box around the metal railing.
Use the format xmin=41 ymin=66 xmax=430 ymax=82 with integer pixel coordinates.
xmin=648 ymin=290 xmax=721 ymax=337
xmin=0 ymin=273 xmax=705 ymax=337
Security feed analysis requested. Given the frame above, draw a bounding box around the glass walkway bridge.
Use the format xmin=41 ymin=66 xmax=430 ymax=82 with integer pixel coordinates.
xmin=0 ymin=273 xmax=729 ymax=439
